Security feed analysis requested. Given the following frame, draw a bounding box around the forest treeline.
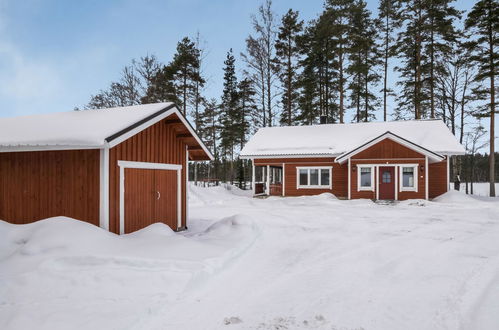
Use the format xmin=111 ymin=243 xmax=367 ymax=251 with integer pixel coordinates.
xmin=81 ymin=0 xmax=498 ymax=195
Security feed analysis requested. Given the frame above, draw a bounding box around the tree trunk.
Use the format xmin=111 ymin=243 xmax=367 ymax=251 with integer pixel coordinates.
xmin=339 ymin=43 xmax=345 ymax=123
xmin=488 ymin=2 xmax=496 ymax=197
xmin=383 ymin=13 xmax=389 ymax=122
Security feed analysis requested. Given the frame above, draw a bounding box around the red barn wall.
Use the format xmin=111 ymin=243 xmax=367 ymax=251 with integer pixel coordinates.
xmin=429 ymin=157 xmax=448 ymax=198
xmin=108 ymin=118 xmax=188 ymax=234
xmin=0 ymin=149 xmax=100 ymax=225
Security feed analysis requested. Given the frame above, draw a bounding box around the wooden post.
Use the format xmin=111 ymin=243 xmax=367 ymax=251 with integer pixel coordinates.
xmin=266 ymin=165 xmax=270 ymax=195
xmin=252 ymin=159 xmax=255 ymax=195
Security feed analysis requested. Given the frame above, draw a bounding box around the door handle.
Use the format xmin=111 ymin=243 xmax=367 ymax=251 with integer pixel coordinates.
xmin=156 ymin=191 xmax=160 ymax=200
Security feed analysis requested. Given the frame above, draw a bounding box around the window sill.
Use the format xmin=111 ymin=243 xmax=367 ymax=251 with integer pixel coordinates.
xmin=297 ymin=185 xmax=332 ymax=189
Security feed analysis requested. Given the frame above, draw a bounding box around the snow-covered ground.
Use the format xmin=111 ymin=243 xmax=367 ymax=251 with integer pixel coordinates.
xmin=1 ymin=185 xmax=498 ymax=330
xmin=452 ymin=182 xmax=499 ymax=197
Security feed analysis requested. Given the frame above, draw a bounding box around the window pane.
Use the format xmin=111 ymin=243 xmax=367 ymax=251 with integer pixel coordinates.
xmin=403 ymin=167 xmax=414 ymax=187
xmin=360 ymin=167 xmax=371 ymax=187
xmin=320 ymin=169 xmax=330 ymax=186
xmin=310 ymin=169 xmax=319 ymax=185
xmin=299 ymin=169 xmax=308 ymax=186
xmin=382 ymin=171 xmax=391 ymax=183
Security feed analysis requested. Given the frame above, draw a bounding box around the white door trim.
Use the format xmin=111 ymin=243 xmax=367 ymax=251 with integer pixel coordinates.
xmin=118 ymin=160 xmax=182 ymax=235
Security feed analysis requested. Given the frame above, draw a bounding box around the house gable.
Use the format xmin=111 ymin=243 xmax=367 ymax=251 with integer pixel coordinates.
xmin=351 ymin=137 xmax=424 ymax=160
xmin=335 ymin=131 xmax=445 ymax=164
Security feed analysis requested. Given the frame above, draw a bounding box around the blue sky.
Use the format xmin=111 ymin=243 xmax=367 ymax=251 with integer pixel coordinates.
xmin=0 ymin=0 xmax=492 ymax=147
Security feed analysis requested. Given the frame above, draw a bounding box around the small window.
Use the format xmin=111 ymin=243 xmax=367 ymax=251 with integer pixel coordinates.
xmin=402 ymin=167 xmax=414 ymax=187
xmin=360 ymin=167 xmax=372 ymax=188
xmin=382 ymin=171 xmax=391 ymax=183
xmin=299 ymin=169 xmax=308 ymax=186
xmin=296 ymin=167 xmax=332 ymax=189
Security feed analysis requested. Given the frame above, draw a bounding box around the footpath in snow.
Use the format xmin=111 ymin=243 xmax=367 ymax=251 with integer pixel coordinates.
xmin=1 ymin=184 xmax=498 ymax=330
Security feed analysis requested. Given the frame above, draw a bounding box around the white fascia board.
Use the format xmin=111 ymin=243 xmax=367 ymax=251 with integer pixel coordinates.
xmin=240 ymin=153 xmax=339 ymax=160
xmin=0 ymin=145 xmax=101 ymax=153
xmin=335 ymin=132 xmax=445 ymax=164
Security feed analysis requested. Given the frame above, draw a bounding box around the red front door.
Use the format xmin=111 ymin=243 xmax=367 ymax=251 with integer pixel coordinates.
xmin=378 ymin=166 xmax=395 ymax=200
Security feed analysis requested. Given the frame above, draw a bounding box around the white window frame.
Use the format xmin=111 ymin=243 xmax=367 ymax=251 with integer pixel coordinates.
xmin=399 ymin=165 xmax=418 ymax=192
xmin=296 ymin=166 xmax=332 ymax=189
xmin=357 ymin=165 xmax=375 ymax=191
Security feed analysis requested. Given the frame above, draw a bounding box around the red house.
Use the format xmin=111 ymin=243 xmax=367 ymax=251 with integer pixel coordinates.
xmin=240 ymin=120 xmax=464 ymax=200
xmin=0 ymin=103 xmax=212 ymax=233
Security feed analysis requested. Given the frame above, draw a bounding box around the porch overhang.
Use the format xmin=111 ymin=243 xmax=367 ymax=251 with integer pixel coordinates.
xmin=335 ymin=131 xmax=446 ymax=165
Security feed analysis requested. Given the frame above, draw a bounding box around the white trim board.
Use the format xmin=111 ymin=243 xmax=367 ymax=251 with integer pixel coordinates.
xmin=99 ymin=148 xmax=110 ymax=230
xmin=117 ymin=160 xmax=182 ymax=235
xmin=240 ymin=154 xmax=338 ymax=160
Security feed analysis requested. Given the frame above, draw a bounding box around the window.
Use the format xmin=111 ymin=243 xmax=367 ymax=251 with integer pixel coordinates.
xmin=296 ymin=167 xmax=332 ymax=189
xmin=358 ymin=166 xmax=374 ymax=191
xmin=400 ymin=165 xmax=418 ymax=192
xmin=299 ymin=169 xmax=308 ymax=186
xmin=382 ymin=171 xmax=391 ymax=183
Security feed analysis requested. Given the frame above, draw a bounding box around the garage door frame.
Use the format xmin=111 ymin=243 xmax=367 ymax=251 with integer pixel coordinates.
xmin=117 ymin=160 xmax=182 ymax=234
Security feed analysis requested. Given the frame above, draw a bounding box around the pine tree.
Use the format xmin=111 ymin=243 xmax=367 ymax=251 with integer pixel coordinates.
xmin=142 ymin=63 xmax=180 ymax=105
xmin=219 ymin=49 xmax=239 ymax=181
xmin=325 ymin=0 xmax=352 ymax=123
xmin=465 ymin=0 xmax=499 ymax=197
xmin=377 ymin=0 xmax=403 ymax=121
xmin=237 ymin=78 xmax=257 ymax=149
xmin=274 ymin=9 xmax=303 ymax=126
xmin=395 ymin=0 xmax=428 ymax=119
xmin=171 ymin=37 xmax=204 ymax=116
xmin=424 ymin=0 xmax=460 ymax=118
xmin=347 ymin=0 xmax=381 ymax=122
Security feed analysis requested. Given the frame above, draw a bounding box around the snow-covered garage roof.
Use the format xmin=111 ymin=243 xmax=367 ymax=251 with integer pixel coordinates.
xmin=240 ymin=119 xmax=465 ymax=159
xmin=0 ymin=102 xmax=213 ymax=160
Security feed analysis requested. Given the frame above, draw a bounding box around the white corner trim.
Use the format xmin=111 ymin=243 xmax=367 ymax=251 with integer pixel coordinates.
xmin=446 ymin=155 xmax=450 ymax=191
xmin=99 ymin=148 xmax=110 ymax=231
xmin=251 ymin=160 xmax=256 ymax=194
xmin=295 ymin=166 xmax=333 ymax=189
xmin=357 ymin=165 xmax=375 ymax=192
xmin=425 ymin=156 xmax=429 ymax=200
xmin=185 ymin=146 xmax=189 ymax=227
xmin=118 ymin=160 xmax=182 ymax=235
xmin=394 ymin=166 xmax=399 ymax=200
xmin=399 ymin=164 xmax=419 ymax=192
xmin=347 ymin=158 xmax=351 ymax=199
xmin=282 ymin=163 xmax=286 ymax=196
xmin=376 ymin=165 xmax=379 ymax=200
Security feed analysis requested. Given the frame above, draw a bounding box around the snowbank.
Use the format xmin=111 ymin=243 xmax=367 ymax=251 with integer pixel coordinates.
xmin=433 ymin=190 xmax=479 ymax=203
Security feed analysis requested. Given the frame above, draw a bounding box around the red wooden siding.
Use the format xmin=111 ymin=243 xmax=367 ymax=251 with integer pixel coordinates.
xmin=352 ymin=138 xmax=423 ymax=159
xmin=254 ymin=158 xmax=348 ymax=198
xmin=108 ymin=115 xmax=188 ymax=234
xmin=0 ymin=150 xmax=100 ymax=225
xmin=429 ymin=157 xmax=448 ymax=198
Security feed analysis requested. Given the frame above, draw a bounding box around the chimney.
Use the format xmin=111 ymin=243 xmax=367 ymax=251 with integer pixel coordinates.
xmin=320 ymin=115 xmax=327 ymax=124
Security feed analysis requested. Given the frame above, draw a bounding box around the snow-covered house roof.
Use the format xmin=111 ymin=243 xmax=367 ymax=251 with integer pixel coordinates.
xmin=240 ymin=119 xmax=465 ymax=160
xmin=0 ymin=102 xmax=213 ymax=160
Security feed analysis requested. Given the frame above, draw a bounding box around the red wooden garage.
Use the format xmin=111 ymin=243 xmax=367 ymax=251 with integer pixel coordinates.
xmin=240 ymin=120 xmax=465 ymax=201
xmin=0 ymin=103 xmax=213 ymax=233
